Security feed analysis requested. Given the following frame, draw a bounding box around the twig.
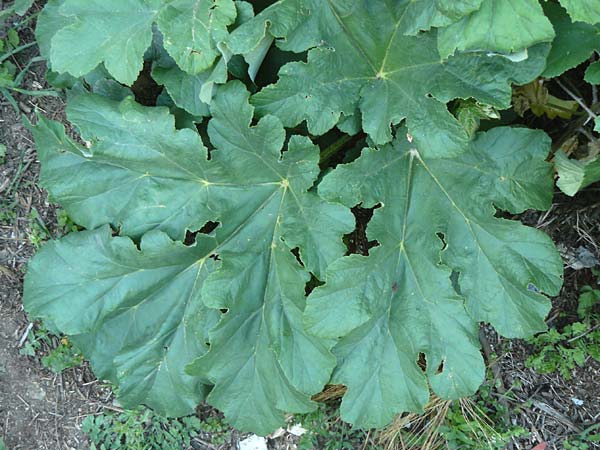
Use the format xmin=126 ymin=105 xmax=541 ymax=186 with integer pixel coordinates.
xmin=555 ymin=79 xmax=598 ymax=123
xmin=567 ymin=323 xmax=600 ymax=343
xmin=18 ymin=322 xmax=33 ymax=347
xmin=192 ymin=436 xmax=217 ymax=450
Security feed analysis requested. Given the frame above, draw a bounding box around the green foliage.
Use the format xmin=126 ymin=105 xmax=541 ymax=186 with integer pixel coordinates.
xmin=526 ymin=321 xmax=600 ymax=379
xmin=554 ymin=150 xmax=600 ymax=197
xmin=24 ymin=0 xmax=580 ymax=435
xmin=440 ymin=402 xmax=527 ymax=450
xmin=297 ymin=404 xmax=383 ymax=450
xmin=578 ymin=285 xmax=600 ymax=321
xmin=562 ymin=424 xmax=600 ymax=450
xmin=19 ymin=323 xmax=83 ymax=373
xmin=0 ymin=8 xmax=59 ymax=112
xmin=543 ymin=1 xmax=600 ymax=195
xmin=526 ymin=276 xmax=600 ymax=379
xmin=233 ymin=1 xmax=548 ymax=154
xmin=82 ymin=408 xmax=204 ymax=450
xmin=26 ymin=208 xmax=51 ymax=249
xmin=197 ymin=416 xmax=231 ymax=446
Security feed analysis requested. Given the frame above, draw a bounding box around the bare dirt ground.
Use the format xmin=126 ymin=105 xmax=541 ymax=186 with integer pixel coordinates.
xmin=0 ymin=3 xmax=599 ymax=450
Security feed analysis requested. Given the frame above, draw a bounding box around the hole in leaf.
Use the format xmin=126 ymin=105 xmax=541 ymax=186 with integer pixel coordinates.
xmin=131 ymin=60 xmax=162 ymax=106
xmin=305 ymin=274 xmax=325 ymax=296
xmin=436 ymin=232 xmax=447 ymax=251
xmin=184 ymin=221 xmax=220 ymax=246
xmin=291 ymin=247 xmax=305 ymax=267
xmin=253 ymin=46 xmax=307 ymax=88
xmin=436 ymin=360 xmax=445 ymax=375
xmin=417 ymin=353 xmax=427 ymax=371
xmin=184 ymin=231 xmax=198 ymax=246
xmin=317 ymin=129 xmax=367 ymax=170
xmin=343 ymin=205 xmax=380 ymax=256
xmin=199 ymin=221 xmax=220 ymax=234
xmin=194 ymin=121 xmax=214 ymax=159
xmin=494 ymin=207 xmax=512 ymax=219
xmin=220 ymin=308 xmax=229 ymax=314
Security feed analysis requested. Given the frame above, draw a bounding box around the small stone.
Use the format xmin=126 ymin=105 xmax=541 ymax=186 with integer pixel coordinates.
xmin=288 ymin=424 xmax=307 ymax=437
xmin=239 ymin=434 xmax=268 ymax=450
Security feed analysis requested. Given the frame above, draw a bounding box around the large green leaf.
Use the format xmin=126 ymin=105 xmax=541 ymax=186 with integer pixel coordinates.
xmin=43 ymin=0 xmax=239 ymax=85
xmin=25 ymin=82 xmax=353 ymax=433
xmin=543 ymin=2 xmax=600 ymax=78
xmin=48 ymin=0 xmax=161 ymax=85
xmin=25 ymin=227 xmax=220 ymax=416
xmin=437 ymin=0 xmax=555 ymax=58
xmin=559 ymin=0 xmax=600 ymax=25
xmin=231 ymin=0 xmax=549 ymax=155
xmin=29 ymin=96 xmax=217 ymax=239
xmin=304 ymin=127 xmax=563 ymax=428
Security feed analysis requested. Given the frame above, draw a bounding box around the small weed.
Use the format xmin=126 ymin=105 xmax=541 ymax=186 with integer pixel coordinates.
xmin=526 ymin=284 xmax=600 ymax=379
xmin=0 ymin=11 xmax=58 ymax=112
xmin=0 ymin=208 xmax=16 ymax=224
xmin=296 ymin=404 xmax=383 ymax=450
xmin=197 ymin=416 xmax=231 ymax=446
xmin=20 ymin=323 xmax=83 ymax=373
xmin=57 ymin=208 xmax=79 ymax=234
xmin=525 ymin=322 xmax=600 ymax=379
xmin=82 ymin=407 xmax=205 ymax=450
xmin=439 ymin=400 xmax=527 ymax=450
xmin=27 ymin=208 xmax=51 ymax=249
xmin=41 ymin=336 xmax=84 ymax=373
xmin=26 ymin=208 xmax=79 ymax=248
xmin=563 ymin=423 xmax=600 ymax=450
xmin=577 ymin=269 xmax=600 ymax=322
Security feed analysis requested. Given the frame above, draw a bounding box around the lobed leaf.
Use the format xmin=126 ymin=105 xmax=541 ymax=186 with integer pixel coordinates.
xmin=24 ymin=82 xmax=354 ymax=433
xmin=49 ymin=0 xmax=161 ymax=85
xmin=25 ymin=0 xmax=572 ymax=436
xmin=40 ymin=0 xmax=242 ymax=85
xmin=240 ymin=0 xmax=549 ymax=156
xmin=305 ymin=127 xmax=563 ymax=428
xmin=24 ymin=227 xmax=219 ymax=416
